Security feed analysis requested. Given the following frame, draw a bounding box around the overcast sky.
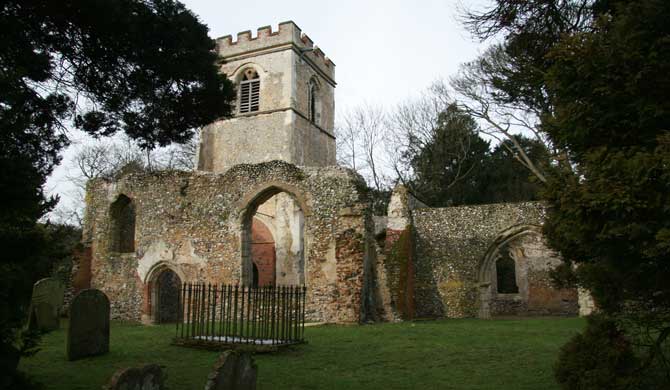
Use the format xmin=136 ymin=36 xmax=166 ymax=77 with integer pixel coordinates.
xmin=45 ymin=0 xmax=492 ymax=220
xmin=184 ymin=0 xmax=488 ymax=108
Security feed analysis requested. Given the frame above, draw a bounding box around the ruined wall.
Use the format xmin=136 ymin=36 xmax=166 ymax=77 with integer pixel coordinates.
xmin=412 ymin=202 xmax=578 ymax=318
xmin=83 ymin=161 xmax=372 ymax=323
xmin=364 ymin=186 xmax=429 ymax=321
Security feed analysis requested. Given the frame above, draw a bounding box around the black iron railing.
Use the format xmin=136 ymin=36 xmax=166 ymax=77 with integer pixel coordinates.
xmin=175 ymin=283 xmax=306 ymax=347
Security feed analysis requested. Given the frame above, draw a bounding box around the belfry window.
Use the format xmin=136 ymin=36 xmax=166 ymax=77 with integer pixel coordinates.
xmin=308 ymin=78 xmax=320 ymax=123
xmin=239 ymin=69 xmax=260 ymax=113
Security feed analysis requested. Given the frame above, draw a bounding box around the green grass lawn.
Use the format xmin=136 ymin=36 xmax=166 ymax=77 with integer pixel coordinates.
xmin=20 ymin=317 xmax=584 ymax=390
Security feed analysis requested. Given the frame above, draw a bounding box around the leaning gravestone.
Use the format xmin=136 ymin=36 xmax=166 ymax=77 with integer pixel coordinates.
xmin=204 ymin=351 xmax=257 ymax=390
xmin=28 ymin=277 xmax=65 ymax=331
xmin=67 ymin=289 xmax=110 ymax=361
xmin=105 ymin=364 xmax=165 ymax=390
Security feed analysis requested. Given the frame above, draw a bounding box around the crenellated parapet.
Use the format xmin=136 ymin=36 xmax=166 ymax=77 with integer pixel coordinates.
xmin=215 ymin=21 xmax=335 ymax=82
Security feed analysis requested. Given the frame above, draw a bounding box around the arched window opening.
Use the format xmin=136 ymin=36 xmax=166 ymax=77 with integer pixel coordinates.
xmin=242 ymin=190 xmax=305 ymax=287
xmin=496 ymin=245 xmax=519 ymax=294
xmin=239 ymin=68 xmax=260 ymax=113
xmin=308 ymin=78 xmax=320 ymax=124
xmin=109 ymin=194 xmax=135 ymax=253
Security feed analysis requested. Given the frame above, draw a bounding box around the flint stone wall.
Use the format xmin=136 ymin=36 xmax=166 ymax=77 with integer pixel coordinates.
xmin=413 ymin=202 xmax=578 ymax=318
xmin=83 ymin=161 xmax=373 ymax=323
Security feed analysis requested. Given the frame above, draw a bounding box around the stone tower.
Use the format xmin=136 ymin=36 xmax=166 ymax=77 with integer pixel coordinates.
xmin=197 ymin=21 xmax=337 ymax=172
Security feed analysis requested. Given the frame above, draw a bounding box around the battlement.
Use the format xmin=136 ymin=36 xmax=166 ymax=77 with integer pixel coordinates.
xmin=215 ymin=21 xmax=335 ymax=81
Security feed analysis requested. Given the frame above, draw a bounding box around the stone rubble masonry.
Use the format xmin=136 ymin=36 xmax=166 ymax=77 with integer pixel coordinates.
xmin=374 ymin=185 xmax=420 ymax=320
xmin=83 ymin=161 xmax=374 ymax=324
xmin=411 ymin=202 xmax=579 ymax=318
xmin=578 ymin=287 xmax=596 ymax=316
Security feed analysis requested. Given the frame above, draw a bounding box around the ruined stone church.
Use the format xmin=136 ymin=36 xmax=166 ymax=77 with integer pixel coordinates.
xmin=80 ymin=22 xmax=588 ymax=325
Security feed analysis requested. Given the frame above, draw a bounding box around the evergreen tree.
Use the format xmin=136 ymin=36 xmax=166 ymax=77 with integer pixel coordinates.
xmin=464 ymin=0 xmax=670 ymax=386
xmin=480 ymin=136 xmax=548 ymax=204
xmin=407 ymin=104 xmax=490 ymax=206
xmin=542 ymin=1 xmax=670 ymax=385
xmin=406 ymin=105 xmax=546 ymax=206
xmin=0 ymin=1 xmax=235 ymax=387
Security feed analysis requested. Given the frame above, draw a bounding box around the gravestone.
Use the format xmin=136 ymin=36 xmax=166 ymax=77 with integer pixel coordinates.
xmin=67 ymin=289 xmax=110 ymax=361
xmin=204 ymin=351 xmax=257 ymax=390
xmin=34 ymin=302 xmax=59 ymax=331
xmin=105 ymin=364 xmax=165 ymax=390
xmin=29 ymin=277 xmax=65 ymax=331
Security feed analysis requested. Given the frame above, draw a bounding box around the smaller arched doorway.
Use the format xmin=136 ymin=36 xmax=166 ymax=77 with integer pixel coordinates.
xmin=149 ymin=267 xmax=182 ymax=324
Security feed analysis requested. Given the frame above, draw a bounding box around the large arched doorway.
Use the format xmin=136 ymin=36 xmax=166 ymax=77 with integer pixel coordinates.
xmin=152 ymin=268 xmax=182 ymax=323
xmin=241 ymin=187 xmax=305 ymax=287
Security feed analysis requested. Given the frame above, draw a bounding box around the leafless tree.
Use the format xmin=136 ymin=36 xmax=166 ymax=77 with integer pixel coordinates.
xmin=386 ymin=83 xmax=452 ymax=189
xmin=154 ymin=131 xmax=200 ymax=171
xmin=336 ymin=104 xmax=389 ymax=192
xmin=51 ymin=132 xmax=200 ymax=226
xmin=449 ymin=48 xmax=554 ymax=182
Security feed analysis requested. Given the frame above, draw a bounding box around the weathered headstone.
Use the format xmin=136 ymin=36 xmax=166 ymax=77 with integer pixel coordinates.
xmin=67 ymin=289 xmax=110 ymax=361
xmin=105 ymin=364 xmax=165 ymax=390
xmin=28 ymin=277 xmax=65 ymax=331
xmin=34 ymin=302 xmax=60 ymax=331
xmin=204 ymin=351 xmax=257 ymax=390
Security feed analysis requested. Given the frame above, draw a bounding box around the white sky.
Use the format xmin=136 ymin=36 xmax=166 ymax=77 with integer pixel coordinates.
xmin=184 ymin=0 xmax=488 ymax=108
xmin=45 ymin=0 xmax=491 ymax=220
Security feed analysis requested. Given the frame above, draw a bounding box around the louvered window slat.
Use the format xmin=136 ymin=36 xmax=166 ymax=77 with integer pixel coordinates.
xmin=239 ymin=71 xmax=260 ymax=113
xmin=249 ymin=80 xmax=260 ymax=111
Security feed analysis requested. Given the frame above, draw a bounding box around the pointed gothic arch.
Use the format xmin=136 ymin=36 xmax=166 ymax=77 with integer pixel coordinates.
xmin=238 ymin=183 xmax=309 ymax=287
xmin=477 ymin=224 xmax=541 ymax=318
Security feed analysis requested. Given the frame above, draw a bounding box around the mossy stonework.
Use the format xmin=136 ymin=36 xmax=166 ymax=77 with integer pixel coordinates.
xmin=384 ymin=227 xmax=415 ymax=319
xmin=83 ymin=161 xmax=375 ymax=323
xmin=412 ymin=202 xmax=578 ymax=318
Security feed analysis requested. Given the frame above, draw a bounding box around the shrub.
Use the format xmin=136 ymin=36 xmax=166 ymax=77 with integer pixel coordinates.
xmin=555 ymin=315 xmax=640 ymax=390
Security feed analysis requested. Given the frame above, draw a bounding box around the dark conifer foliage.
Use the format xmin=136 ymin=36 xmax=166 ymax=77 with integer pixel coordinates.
xmin=406 ymin=104 xmax=546 ymax=207
xmin=0 ymin=1 xmax=235 ymax=387
xmin=465 ymin=0 xmax=670 ymax=386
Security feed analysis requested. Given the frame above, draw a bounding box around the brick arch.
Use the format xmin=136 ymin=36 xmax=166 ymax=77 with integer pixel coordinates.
xmin=238 ymin=182 xmax=308 ymax=286
xmin=251 ymin=217 xmax=276 ymax=287
xmin=477 ymin=224 xmax=542 ymax=318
